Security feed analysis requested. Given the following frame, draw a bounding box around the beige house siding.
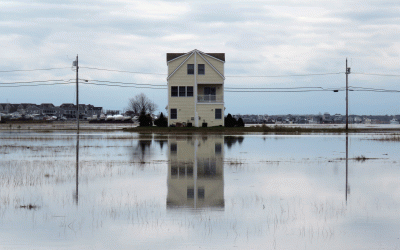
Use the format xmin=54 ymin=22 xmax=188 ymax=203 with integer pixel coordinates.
xmin=199 ymin=55 xmax=224 ymax=76
xmin=167 ymin=54 xmax=191 ymax=76
xmin=197 ymin=104 xmax=224 ymax=126
xmin=168 ymin=102 xmax=195 ymax=124
xmin=195 ymin=56 xmax=224 ymax=83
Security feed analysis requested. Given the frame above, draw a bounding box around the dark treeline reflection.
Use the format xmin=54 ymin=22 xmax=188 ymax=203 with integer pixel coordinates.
xmin=224 ymin=136 xmax=244 ymax=149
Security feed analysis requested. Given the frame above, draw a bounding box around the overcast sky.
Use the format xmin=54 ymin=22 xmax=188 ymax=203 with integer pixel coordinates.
xmin=1 ymin=0 xmax=400 ymax=115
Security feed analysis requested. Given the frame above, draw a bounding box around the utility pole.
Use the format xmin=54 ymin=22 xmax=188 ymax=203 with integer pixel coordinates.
xmin=345 ymin=133 xmax=349 ymax=203
xmin=74 ymin=55 xmax=79 ymax=132
xmin=345 ymin=58 xmax=350 ymax=130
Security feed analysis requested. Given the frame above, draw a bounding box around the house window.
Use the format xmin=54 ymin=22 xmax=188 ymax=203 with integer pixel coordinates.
xmin=179 ymin=86 xmax=186 ymax=97
xmin=187 ymin=86 xmax=193 ymax=97
xmin=215 ymin=143 xmax=222 ymax=154
xmin=170 ymin=109 xmax=177 ymax=119
xmin=170 ymin=143 xmax=177 ymax=153
xmin=198 ymin=64 xmax=205 ymax=75
xmin=187 ymin=166 xmax=193 ymax=176
xmin=171 ymin=167 xmax=178 ymax=176
xmin=187 ymin=64 xmax=194 ymax=75
xmin=171 ymin=86 xmax=178 ymax=97
xmin=215 ymin=109 xmax=222 ymax=119
xmin=198 ymin=189 xmax=205 ymax=199
xmin=187 ymin=188 xmax=194 ymax=199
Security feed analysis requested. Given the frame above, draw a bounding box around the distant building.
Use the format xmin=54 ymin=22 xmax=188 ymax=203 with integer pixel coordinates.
xmin=166 ymin=49 xmax=225 ymax=127
xmin=322 ymin=112 xmax=332 ymax=123
xmin=0 ymin=102 xmax=103 ymax=119
xmin=333 ymin=114 xmax=343 ymax=123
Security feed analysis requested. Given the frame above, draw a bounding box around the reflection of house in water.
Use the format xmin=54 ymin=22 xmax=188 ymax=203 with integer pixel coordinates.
xmin=167 ymin=136 xmax=224 ymax=209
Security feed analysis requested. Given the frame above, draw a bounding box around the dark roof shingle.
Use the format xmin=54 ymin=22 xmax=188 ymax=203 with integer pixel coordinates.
xmin=167 ymin=52 xmax=225 ymax=62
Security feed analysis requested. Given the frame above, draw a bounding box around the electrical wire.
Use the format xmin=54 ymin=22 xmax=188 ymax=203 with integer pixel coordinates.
xmin=80 ymin=79 xmax=167 ymax=87
xmin=82 ymin=82 xmax=167 ymax=89
xmin=225 ymin=72 xmax=343 ymax=77
xmin=0 ymin=67 xmax=71 ymax=73
xmin=0 ymin=82 xmax=73 ymax=87
xmin=80 ymin=67 xmax=167 ymax=75
xmin=0 ymin=79 xmax=71 ymax=85
xmin=352 ymin=72 xmax=400 ymax=77
xmin=225 ymin=87 xmax=324 ymax=90
xmin=225 ymin=89 xmax=328 ymax=93
xmin=82 ymin=66 xmax=344 ymax=78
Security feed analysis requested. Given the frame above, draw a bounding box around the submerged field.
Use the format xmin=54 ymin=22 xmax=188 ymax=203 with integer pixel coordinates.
xmin=1 ymin=121 xmax=400 ymax=134
xmin=1 ymin=131 xmax=400 ymax=249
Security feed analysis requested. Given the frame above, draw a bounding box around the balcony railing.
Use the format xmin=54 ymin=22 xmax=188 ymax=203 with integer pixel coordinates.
xmin=197 ymin=95 xmax=223 ymax=103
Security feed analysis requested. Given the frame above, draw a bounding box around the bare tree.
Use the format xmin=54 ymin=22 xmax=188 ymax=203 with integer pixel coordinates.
xmin=126 ymin=93 xmax=158 ymax=115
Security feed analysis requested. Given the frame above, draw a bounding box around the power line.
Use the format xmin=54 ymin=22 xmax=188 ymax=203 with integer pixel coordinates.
xmin=352 ymin=72 xmax=400 ymax=77
xmin=225 ymin=87 xmax=324 ymax=90
xmin=80 ymin=79 xmax=167 ymax=87
xmin=2 ymin=80 xmax=399 ymax=92
xmin=0 ymin=82 xmax=73 ymax=87
xmin=225 ymin=72 xmax=343 ymax=77
xmin=0 ymin=79 xmax=71 ymax=85
xmin=82 ymin=82 xmax=166 ymax=89
xmin=0 ymin=67 xmax=71 ymax=73
xmin=225 ymin=89 xmax=328 ymax=93
xmin=2 ymin=65 xmax=400 ymax=78
xmin=81 ymin=66 xmax=344 ymax=78
xmin=80 ymin=67 xmax=167 ymax=76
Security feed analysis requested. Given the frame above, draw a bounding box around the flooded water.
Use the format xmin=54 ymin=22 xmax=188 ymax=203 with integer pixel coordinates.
xmin=1 ymin=131 xmax=400 ymax=249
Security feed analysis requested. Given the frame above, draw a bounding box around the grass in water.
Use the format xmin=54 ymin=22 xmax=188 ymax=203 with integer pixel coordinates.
xmin=370 ymin=134 xmax=400 ymax=142
xmin=122 ymin=125 xmax=376 ymax=134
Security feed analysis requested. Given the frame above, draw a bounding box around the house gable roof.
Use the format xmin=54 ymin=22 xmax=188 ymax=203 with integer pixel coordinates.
xmin=166 ymin=49 xmax=225 ymax=80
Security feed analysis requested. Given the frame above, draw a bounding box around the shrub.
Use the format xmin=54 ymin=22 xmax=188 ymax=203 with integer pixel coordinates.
xmin=225 ymin=113 xmax=237 ymax=127
xmin=154 ymin=112 xmax=168 ymax=127
xmin=139 ymin=111 xmax=153 ymax=127
xmin=237 ymin=118 xmax=245 ymax=127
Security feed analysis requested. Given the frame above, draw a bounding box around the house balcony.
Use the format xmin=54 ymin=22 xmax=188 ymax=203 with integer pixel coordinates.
xmin=197 ymin=95 xmax=224 ymax=103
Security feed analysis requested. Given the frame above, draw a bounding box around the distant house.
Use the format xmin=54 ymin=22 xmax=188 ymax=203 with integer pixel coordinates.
xmin=17 ymin=103 xmax=36 ymax=114
xmin=60 ymin=103 xmax=76 ymax=118
xmin=322 ymin=112 xmax=332 ymax=123
xmin=8 ymin=104 xmax=18 ymax=114
xmin=39 ymin=103 xmax=62 ymax=117
xmin=26 ymin=105 xmax=42 ymax=115
xmin=0 ymin=103 xmax=12 ymax=113
xmin=333 ymin=114 xmax=343 ymax=123
xmin=166 ymin=49 xmax=225 ymax=127
xmin=0 ymin=102 xmax=103 ymax=119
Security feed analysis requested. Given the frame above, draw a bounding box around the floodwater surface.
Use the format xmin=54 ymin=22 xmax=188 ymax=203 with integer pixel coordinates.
xmin=0 ymin=131 xmax=399 ymax=249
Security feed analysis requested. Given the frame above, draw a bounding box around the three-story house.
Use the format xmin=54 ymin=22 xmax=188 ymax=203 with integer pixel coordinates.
xmin=166 ymin=49 xmax=225 ymax=127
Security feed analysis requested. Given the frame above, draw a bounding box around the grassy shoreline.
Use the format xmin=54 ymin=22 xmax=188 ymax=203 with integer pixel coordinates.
xmin=1 ymin=122 xmax=400 ymax=134
xmin=122 ymin=126 xmax=400 ymax=134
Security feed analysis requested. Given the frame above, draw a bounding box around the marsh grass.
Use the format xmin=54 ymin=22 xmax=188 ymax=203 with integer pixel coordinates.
xmin=224 ymin=159 xmax=244 ymax=165
xmin=354 ymin=155 xmax=367 ymax=162
xmin=123 ymin=125 xmax=398 ymax=135
xmin=369 ymin=134 xmax=400 ymax=142
xmin=336 ymin=155 xmax=379 ymax=162
xmin=19 ymin=204 xmax=39 ymax=210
